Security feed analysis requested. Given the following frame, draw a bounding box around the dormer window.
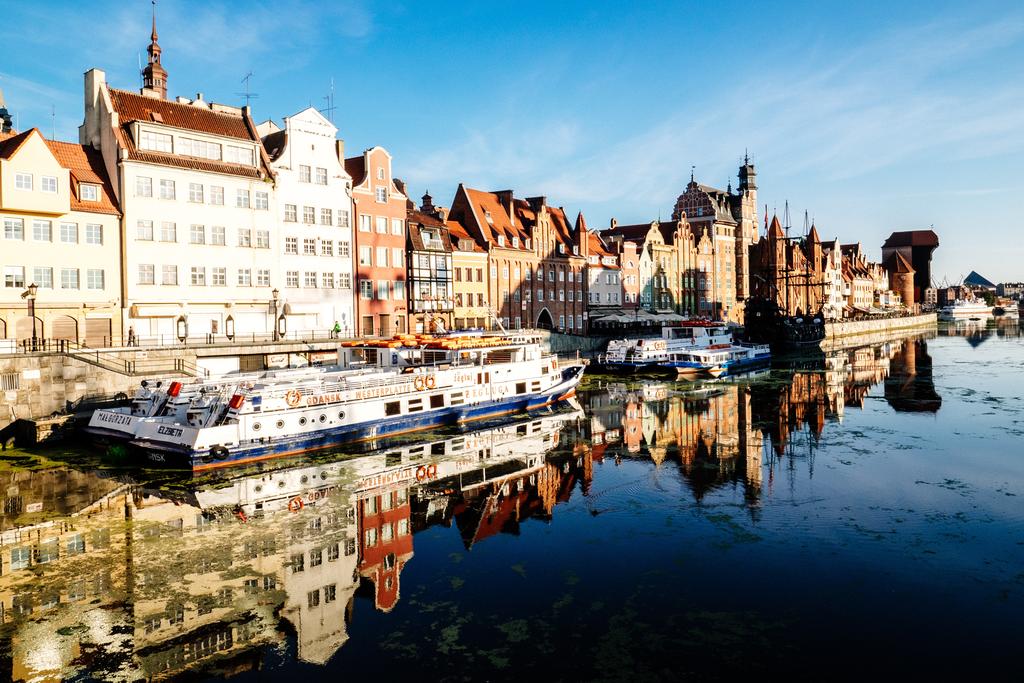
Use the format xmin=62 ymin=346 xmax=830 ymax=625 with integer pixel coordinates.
xmin=572 ymin=245 xmax=579 ymax=255
xmin=512 ymin=236 xmax=519 ymax=248
xmin=497 ymin=235 xmax=506 ymax=247
xmin=558 ymin=243 xmax=566 ymax=255
xmin=80 ymin=183 xmax=100 ymax=202
xmin=525 ymin=239 xmax=531 ymax=249
xmin=484 ymin=211 xmax=493 ymax=224
xmin=139 ymin=130 xmax=173 ymax=153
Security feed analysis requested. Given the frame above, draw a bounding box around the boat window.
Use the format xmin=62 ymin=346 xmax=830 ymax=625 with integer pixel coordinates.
xmin=319 ymin=414 xmax=327 ymax=423
xmin=276 ymin=420 xmax=285 ymax=429
xmin=450 ymin=391 xmax=465 ymax=406
xmin=516 ymin=382 xmax=527 ymax=395
xmin=407 ymin=398 xmax=424 ymax=413
xmin=298 ymin=417 xmax=307 ymax=426
xmin=532 ymin=381 xmax=541 ymax=392
xmin=430 ymin=394 xmax=445 ymax=409
xmin=385 ymin=401 xmax=400 ymax=416
xmin=252 ymin=422 xmax=261 ymax=431
xmin=338 ymin=411 xmax=345 ymax=420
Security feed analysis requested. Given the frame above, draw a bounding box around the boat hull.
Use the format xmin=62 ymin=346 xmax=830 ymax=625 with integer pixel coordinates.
xmin=131 ymin=365 xmax=585 ymax=471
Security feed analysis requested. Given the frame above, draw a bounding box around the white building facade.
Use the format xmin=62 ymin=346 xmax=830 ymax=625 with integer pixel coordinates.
xmin=259 ymin=108 xmax=355 ymax=337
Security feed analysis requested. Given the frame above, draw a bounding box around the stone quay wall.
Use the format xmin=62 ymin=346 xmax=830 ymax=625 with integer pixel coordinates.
xmin=824 ymin=312 xmax=937 ymax=342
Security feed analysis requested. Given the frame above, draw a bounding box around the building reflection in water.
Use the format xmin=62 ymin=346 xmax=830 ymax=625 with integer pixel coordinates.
xmin=0 ymin=335 xmax=945 ymax=680
xmin=0 ymin=407 xmax=590 ymax=680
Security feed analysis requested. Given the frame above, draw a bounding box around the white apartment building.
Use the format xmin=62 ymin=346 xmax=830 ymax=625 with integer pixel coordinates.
xmin=585 ymin=230 xmax=621 ymax=318
xmin=258 ymin=108 xmax=354 ymax=336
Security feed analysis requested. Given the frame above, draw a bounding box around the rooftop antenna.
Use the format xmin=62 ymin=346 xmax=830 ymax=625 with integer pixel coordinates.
xmin=237 ymin=72 xmax=259 ymax=109
xmin=320 ymin=77 xmax=336 ymax=123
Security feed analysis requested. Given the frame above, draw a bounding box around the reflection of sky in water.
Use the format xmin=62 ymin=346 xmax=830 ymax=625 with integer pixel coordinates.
xmin=1 ymin=325 xmax=1021 ymax=680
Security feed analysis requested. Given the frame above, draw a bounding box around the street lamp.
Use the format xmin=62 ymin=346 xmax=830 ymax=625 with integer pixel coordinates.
xmin=21 ymin=283 xmax=38 ymax=350
xmin=271 ymin=288 xmax=280 ymax=341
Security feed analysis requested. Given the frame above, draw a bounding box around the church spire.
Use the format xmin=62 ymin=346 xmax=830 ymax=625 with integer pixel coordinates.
xmin=141 ymin=0 xmax=168 ymax=99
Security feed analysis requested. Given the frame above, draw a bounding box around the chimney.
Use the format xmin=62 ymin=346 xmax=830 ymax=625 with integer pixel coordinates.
xmin=526 ymin=196 xmax=547 ymax=212
xmin=335 ymin=139 xmax=345 ymax=165
xmin=610 ymin=217 xmax=618 ymax=229
xmin=494 ymin=190 xmax=514 ymax=220
xmin=81 ymin=68 xmax=107 ymax=148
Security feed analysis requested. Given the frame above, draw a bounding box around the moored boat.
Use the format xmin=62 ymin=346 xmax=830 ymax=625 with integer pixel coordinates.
xmin=595 ymin=322 xmax=734 ymax=374
xmin=938 ymin=300 xmax=993 ymax=321
xmin=661 ymin=342 xmax=772 ymax=378
xmin=129 ymin=334 xmax=585 ymax=471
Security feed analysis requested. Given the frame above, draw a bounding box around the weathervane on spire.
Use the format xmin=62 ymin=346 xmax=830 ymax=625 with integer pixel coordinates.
xmin=690 ymin=165 xmax=695 ymax=183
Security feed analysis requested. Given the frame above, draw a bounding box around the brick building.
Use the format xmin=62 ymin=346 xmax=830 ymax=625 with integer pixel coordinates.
xmin=447 ymin=186 xmax=586 ymax=332
xmin=347 ymin=148 xmax=409 ymax=336
xmin=406 ymin=196 xmax=454 ymax=333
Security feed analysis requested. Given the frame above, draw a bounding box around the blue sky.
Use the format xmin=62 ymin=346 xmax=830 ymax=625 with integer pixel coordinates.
xmin=2 ymin=0 xmax=1022 ymax=283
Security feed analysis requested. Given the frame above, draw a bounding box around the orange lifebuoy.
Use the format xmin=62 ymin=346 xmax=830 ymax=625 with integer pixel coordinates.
xmin=414 ymin=376 xmax=426 ymax=391
xmin=285 ymin=389 xmax=302 ymax=407
xmin=416 ymin=465 xmax=427 ymax=481
xmin=287 ymin=496 xmax=304 ymax=512
xmin=425 ymin=375 xmax=436 ymax=389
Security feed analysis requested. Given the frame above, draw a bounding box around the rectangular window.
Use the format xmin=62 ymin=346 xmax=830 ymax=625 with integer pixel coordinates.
xmin=238 ymin=228 xmax=252 ymax=247
xmin=339 ymin=240 xmax=351 ymax=257
xmin=87 ymin=269 xmax=104 ymax=290
xmin=381 ymin=523 xmax=394 ymax=541
xmin=376 ymin=217 xmax=387 ymax=233
xmin=138 ymin=264 xmax=155 ymax=285
xmin=304 ymin=238 xmax=317 ymax=255
xmin=391 ymin=218 xmax=403 ymax=235
xmin=33 ymin=220 xmax=52 ymax=242
xmin=375 ymin=186 xmax=387 ymax=203
xmin=139 ymin=130 xmax=173 ymax=152
xmin=256 ymin=230 xmax=270 ymax=248
xmin=321 ymin=272 xmax=334 ymax=289
xmin=393 ymin=280 xmax=405 ymax=300
xmin=286 ymin=270 xmax=299 ymax=287
xmin=376 ymin=247 xmax=388 ymax=268
xmin=224 ymin=145 xmax=254 ymax=166
xmin=324 ymin=583 xmax=337 ymax=603
xmin=303 ymin=206 xmax=316 ymax=224
xmin=33 ymin=267 xmax=52 ymax=289
xmin=162 ymin=265 xmax=177 ymax=285
xmin=41 ymin=175 xmax=57 ymax=193
xmin=85 ymin=224 xmax=103 ymax=244
xmin=60 ymin=268 xmax=79 ymax=289
xmin=159 ymin=179 xmax=175 ymax=199
xmin=321 ymin=208 xmax=332 ymax=225
xmin=238 ymin=269 xmax=252 ymax=286
xmin=191 ymin=267 xmax=206 ymax=286
xmin=430 ymin=394 xmax=445 ymax=409
xmin=190 ymin=224 xmax=205 ymax=244
xmin=255 ymin=191 xmax=269 ymax=210
xmin=211 ymin=225 xmax=226 ymax=245
xmin=299 ymin=165 xmax=311 ymax=183
xmin=136 ymin=176 xmax=153 ymax=197
xmin=14 ymin=172 xmax=32 ymax=190
xmin=339 ymin=272 xmax=352 ymax=288
xmin=59 ymin=222 xmax=78 ymax=243
xmin=310 ymin=548 xmax=323 ymax=567
xmin=359 ymin=214 xmax=371 ymax=232
xmin=189 ymin=182 xmax=204 ymax=203
xmin=160 ymin=222 xmax=177 ymax=242
xmin=236 ymin=189 xmax=250 ymax=208
xmin=377 ymin=281 xmax=389 ymax=300
xmin=179 ymin=137 xmax=222 ymax=160
xmin=359 ymin=279 xmax=373 ymax=299
xmin=304 ymin=271 xmax=318 ymax=288
xmin=257 ymin=269 xmax=271 ymax=286
xmin=321 ymin=240 xmax=334 ymax=256
xmin=292 ymin=553 xmax=305 ymax=573
xmin=285 ymin=237 xmax=298 ymax=254
xmin=285 ymin=204 xmax=297 ymax=222
xmin=4 ymin=218 xmax=24 ymax=240
xmin=4 ymin=266 xmax=26 ymax=288
xmin=338 ymin=209 xmax=350 ymax=228
xmin=315 ymin=167 xmax=328 ymax=185
xmin=212 ymin=267 xmax=226 ymax=286
xmin=365 ymin=528 xmax=377 ymax=547
xmin=210 ymin=185 xmax=224 ymax=205
xmin=359 ymin=246 xmax=372 ymax=266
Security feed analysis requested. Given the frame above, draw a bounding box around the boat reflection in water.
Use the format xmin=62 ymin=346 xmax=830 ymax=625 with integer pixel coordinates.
xmin=0 ymin=406 xmax=587 ymax=681
xmin=0 ymin=334 xmax=946 ymax=680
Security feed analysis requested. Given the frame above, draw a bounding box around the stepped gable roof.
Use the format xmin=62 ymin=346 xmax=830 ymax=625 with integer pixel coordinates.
xmin=107 ymin=88 xmax=272 ymax=178
xmin=45 ymin=139 xmax=120 ymax=215
xmin=261 ymin=129 xmax=287 ymax=161
xmin=884 ymin=252 xmax=915 ymax=274
xmin=883 ymin=230 xmax=939 ymax=248
xmin=445 ymin=218 xmax=485 ymax=253
xmin=0 ymin=129 xmax=34 ymax=159
xmin=964 ymin=270 xmax=996 ymax=288
xmin=344 ymin=155 xmax=366 ymax=185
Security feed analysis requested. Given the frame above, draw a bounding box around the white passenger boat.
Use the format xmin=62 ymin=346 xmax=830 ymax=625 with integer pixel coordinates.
xmin=84 ymin=367 xmax=332 ymax=443
xmin=596 ymin=323 xmax=734 ymax=374
xmin=938 ymin=300 xmax=993 ymax=321
xmin=129 ymin=334 xmax=585 ymax=471
xmin=660 ymin=342 xmax=772 ymax=378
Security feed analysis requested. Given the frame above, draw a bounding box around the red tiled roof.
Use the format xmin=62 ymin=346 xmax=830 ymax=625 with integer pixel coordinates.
xmin=45 ymin=139 xmax=120 ymax=216
xmin=0 ymin=129 xmax=34 ymax=159
xmin=587 ymin=230 xmax=613 ymax=257
xmin=261 ymin=129 xmax=287 ymax=161
xmin=345 ymin=156 xmax=366 ymax=185
xmin=465 ymin=188 xmax=532 ymax=249
xmin=107 ymin=88 xmax=272 ymax=178
xmin=446 ymin=218 xmax=485 ymax=253
xmin=603 ymin=222 xmax=655 ymax=243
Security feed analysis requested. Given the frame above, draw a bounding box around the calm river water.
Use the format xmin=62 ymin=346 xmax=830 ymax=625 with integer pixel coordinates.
xmin=1 ymin=322 xmax=1022 ymax=681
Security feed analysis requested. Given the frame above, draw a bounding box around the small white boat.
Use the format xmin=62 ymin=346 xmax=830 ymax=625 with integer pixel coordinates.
xmin=597 ymin=323 xmax=734 ymax=374
xmin=660 ymin=342 xmax=772 ymax=379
